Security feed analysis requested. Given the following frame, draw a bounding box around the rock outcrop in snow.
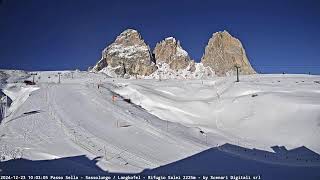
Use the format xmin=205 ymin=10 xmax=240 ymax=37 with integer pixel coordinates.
xmin=92 ymin=29 xmax=157 ymax=77
xmin=201 ymin=30 xmax=256 ymax=76
xmin=153 ymin=37 xmax=194 ymax=71
xmin=145 ymin=62 xmax=214 ymax=80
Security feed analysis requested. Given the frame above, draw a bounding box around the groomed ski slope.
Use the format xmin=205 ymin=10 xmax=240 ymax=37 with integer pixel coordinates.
xmin=0 ymin=71 xmax=209 ymax=173
xmin=1 ymin=71 xmax=320 ymax=174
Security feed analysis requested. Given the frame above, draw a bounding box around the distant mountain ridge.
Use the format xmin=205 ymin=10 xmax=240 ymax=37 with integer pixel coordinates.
xmin=91 ymin=29 xmax=256 ymax=78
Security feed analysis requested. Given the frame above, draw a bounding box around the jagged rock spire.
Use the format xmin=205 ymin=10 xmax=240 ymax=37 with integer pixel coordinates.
xmin=201 ymin=30 xmax=256 ymax=76
xmin=153 ymin=37 xmax=194 ymax=70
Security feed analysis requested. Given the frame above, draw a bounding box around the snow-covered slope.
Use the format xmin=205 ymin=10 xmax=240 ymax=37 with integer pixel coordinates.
xmin=0 ymin=70 xmax=319 ymax=176
xmin=99 ymin=62 xmax=215 ymax=80
xmin=145 ymin=62 xmax=215 ymax=80
xmin=114 ymin=74 xmax=320 ymax=153
xmin=0 ymin=70 xmax=207 ymax=173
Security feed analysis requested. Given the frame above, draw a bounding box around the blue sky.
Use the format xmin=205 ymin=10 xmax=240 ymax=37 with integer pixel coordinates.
xmin=1 ymin=0 xmax=320 ymax=74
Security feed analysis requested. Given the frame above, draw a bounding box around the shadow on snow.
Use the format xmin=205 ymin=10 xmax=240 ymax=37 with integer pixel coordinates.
xmin=142 ymin=144 xmax=320 ymax=180
xmin=1 ymin=143 xmax=320 ymax=180
xmin=0 ymin=155 xmax=106 ymax=175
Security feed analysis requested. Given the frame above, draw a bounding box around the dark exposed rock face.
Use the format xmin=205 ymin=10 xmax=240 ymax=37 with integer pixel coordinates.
xmin=93 ymin=29 xmax=157 ymax=76
xmin=201 ymin=31 xmax=256 ymax=76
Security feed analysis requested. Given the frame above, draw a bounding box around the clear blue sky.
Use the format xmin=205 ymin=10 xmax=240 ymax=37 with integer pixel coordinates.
xmin=1 ymin=0 xmax=320 ymax=74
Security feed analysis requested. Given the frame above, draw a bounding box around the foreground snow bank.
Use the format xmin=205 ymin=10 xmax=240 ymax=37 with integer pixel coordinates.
xmin=114 ymin=74 xmax=320 ymax=153
xmin=2 ymin=85 xmax=40 ymax=116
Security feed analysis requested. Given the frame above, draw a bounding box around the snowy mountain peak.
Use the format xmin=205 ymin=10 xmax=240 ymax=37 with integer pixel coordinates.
xmin=91 ymin=29 xmax=256 ymax=78
xmin=214 ymin=30 xmax=232 ymax=37
xmin=165 ymin=36 xmax=175 ymax=41
xmin=153 ymin=37 xmax=192 ymax=70
xmin=115 ymin=29 xmax=142 ymax=43
xmin=113 ymin=29 xmax=145 ymax=46
xmin=92 ymin=29 xmax=156 ymax=76
xmin=120 ymin=28 xmax=138 ymax=35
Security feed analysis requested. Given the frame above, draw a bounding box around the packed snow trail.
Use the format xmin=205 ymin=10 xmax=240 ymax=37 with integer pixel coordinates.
xmin=46 ymin=82 xmax=209 ymax=171
xmin=1 ymin=75 xmax=211 ymax=173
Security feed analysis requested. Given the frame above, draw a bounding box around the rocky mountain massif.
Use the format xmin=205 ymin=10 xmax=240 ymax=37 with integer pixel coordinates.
xmin=92 ymin=29 xmax=156 ymax=77
xmin=91 ymin=29 xmax=256 ymax=78
xmin=153 ymin=37 xmax=195 ymax=71
xmin=201 ymin=31 xmax=255 ymax=76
